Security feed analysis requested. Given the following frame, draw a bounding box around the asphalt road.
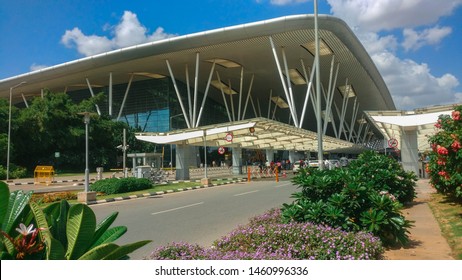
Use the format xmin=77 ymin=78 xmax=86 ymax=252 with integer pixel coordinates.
xmin=89 ymin=178 xmax=298 ymax=260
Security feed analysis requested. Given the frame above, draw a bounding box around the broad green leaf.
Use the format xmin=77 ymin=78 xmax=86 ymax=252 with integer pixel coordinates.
xmin=65 ymin=204 xmax=96 ymax=260
xmin=91 ymin=226 xmax=127 ymax=249
xmin=91 ymin=212 xmax=119 ymax=246
xmin=0 ymin=182 xmax=10 ymax=227
xmin=78 ymin=243 xmax=119 ymax=260
xmin=102 ymin=240 xmax=151 ymax=260
xmin=29 ymin=202 xmax=65 ymax=260
xmin=1 ymin=190 xmax=32 ymax=234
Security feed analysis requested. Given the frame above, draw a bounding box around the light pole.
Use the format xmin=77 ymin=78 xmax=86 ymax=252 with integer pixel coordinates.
xmin=77 ymin=112 xmax=96 ymax=203
xmin=6 ymin=81 xmax=26 ymax=181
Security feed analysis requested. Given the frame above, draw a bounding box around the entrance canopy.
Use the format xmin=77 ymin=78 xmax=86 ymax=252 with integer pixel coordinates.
xmin=136 ymin=117 xmax=364 ymax=153
xmin=365 ymin=104 xmax=458 ymax=152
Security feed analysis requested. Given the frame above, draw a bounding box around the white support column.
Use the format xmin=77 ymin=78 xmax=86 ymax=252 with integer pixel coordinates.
xmin=85 ymin=78 xmax=101 ymax=116
xmin=401 ymin=126 xmax=419 ymax=175
xmin=299 ymin=58 xmax=316 ymax=128
xmin=193 ymin=52 xmax=200 ymax=127
xmin=267 ymin=89 xmax=272 ymax=119
xmin=238 ymin=67 xmax=244 ymax=121
xmin=348 ymin=99 xmax=359 ymax=142
xmin=257 ymin=98 xmax=262 ymax=118
xmin=21 ymin=94 xmax=29 ymax=108
xmin=281 ymin=47 xmax=299 ymax=127
xmin=323 ymin=58 xmax=339 ymax=135
xmin=362 ymin=124 xmax=370 ymax=144
xmin=109 ymin=72 xmax=113 ymax=116
xmin=242 ymin=74 xmax=255 ymax=120
xmin=185 ymin=65 xmax=193 ymax=126
xmin=249 ymin=95 xmax=258 ymax=118
xmin=269 ymin=36 xmax=298 ymax=125
xmin=232 ymin=147 xmax=243 ymax=175
xmin=229 ymin=79 xmax=236 ymax=121
xmin=338 ymin=78 xmax=350 ymax=138
xmin=216 ymin=72 xmax=232 ymax=122
xmin=195 ymin=61 xmax=216 ymax=127
xmin=266 ymin=149 xmax=274 ymax=163
xmin=117 ymin=73 xmax=134 ymax=121
xmin=166 ymin=60 xmax=192 ymax=128
xmin=176 ymin=144 xmax=196 ymax=180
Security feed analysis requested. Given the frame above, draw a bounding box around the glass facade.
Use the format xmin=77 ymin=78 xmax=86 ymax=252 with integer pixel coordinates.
xmin=68 ymin=77 xmax=229 ymax=132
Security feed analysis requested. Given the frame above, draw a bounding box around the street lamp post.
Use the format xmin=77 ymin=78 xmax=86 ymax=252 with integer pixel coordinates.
xmin=77 ymin=112 xmax=96 ymax=203
xmin=6 ymin=81 xmax=26 ymax=181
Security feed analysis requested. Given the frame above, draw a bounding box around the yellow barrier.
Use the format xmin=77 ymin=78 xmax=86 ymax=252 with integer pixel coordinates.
xmin=34 ymin=165 xmax=54 ymax=186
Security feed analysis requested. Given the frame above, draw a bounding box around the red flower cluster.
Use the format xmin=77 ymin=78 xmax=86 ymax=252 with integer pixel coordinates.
xmin=438 ymin=170 xmax=450 ymax=180
xmin=451 ymin=140 xmax=461 ymax=152
xmin=452 ymin=110 xmax=460 ymax=121
xmin=437 ymin=145 xmax=448 ymax=155
xmin=434 ymin=119 xmax=442 ymax=129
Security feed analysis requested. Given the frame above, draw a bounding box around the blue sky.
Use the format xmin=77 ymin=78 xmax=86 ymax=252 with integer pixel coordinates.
xmin=1 ymin=0 xmax=461 ymax=109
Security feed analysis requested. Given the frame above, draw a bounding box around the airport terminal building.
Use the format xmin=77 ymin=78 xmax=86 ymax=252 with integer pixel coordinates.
xmin=1 ymin=14 xmax=445 ymax=179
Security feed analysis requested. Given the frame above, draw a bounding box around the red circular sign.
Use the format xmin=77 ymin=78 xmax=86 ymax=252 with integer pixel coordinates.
xmin=388 ymin=138 xmax=398 ymax=148
xmin=218 ymin=146 xmax=225 ymax=154
xmin=225 ymin=133 xmax=233 ymax=142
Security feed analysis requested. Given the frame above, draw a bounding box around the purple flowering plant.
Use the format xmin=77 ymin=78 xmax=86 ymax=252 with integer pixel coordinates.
xmin=148 ymin=209 xmax=384 ymax=260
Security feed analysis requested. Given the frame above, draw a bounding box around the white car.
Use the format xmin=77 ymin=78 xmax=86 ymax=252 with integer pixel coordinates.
xmin=292 ymin=161 xmax=302 ymax=174
xmin=308 ymin=160 xmax=320 ymax=168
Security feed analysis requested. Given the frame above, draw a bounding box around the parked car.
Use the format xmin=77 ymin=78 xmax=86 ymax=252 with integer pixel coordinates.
xmin=308 ymin=160 xmax=320 ymax=168
xmin=292 ymin=161 xmax=302 ymax=174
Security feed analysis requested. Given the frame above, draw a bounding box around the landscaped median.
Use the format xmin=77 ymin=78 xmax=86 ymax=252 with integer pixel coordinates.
xmin=30 ymin=177 xmax=247 ymax=205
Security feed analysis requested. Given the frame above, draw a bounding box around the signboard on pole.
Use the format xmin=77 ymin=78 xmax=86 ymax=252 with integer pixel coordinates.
xmin=218 ymin=146 xmax=225 ymax=155
xmin=388 ymin=138 xmax=398 ymax=148
xmin=225 ymin=133 xmax=233 ymax=142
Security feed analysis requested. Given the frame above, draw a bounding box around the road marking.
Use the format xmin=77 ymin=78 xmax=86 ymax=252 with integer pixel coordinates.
xmin=233 ymin=190 xmax=259 ymax=197
xmin=151 ymin=202 xmax=204 ymax=216
xmin=274 ymin=182 xmax=292 ymax=188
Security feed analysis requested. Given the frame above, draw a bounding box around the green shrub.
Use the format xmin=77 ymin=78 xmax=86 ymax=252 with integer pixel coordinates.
xmin=348 ymin=151 xmax=417 ymax=204
xmin=282 ymin=152 xmax=416 ymax=247
xmin=90 ymin=177 xmax=152 ymax=195
xmin=0 ymin=165 xmax=28 ymax=180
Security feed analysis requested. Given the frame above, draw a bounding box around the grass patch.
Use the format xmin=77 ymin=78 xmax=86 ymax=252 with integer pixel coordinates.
xmin=427 ymin=192 xmax=462 ymax=259
xmin=97 ymin=182 xmax=201 ymax=199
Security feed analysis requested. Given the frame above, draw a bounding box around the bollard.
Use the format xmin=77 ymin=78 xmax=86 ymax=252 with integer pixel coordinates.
xmin=247 ymin=166 xmax=251 ymax=182
xmin=275 ymin=167 xmax=279 ymax=182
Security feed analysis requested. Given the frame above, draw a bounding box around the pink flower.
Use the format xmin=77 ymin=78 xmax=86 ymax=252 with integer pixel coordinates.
xmin=437 ymin=159 xmax=446 ymax=166
xmin=452 ymin=110 xmax=460 ymax=121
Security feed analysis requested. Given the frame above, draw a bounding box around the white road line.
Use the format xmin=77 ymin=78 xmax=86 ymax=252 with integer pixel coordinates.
xmin=151 ymin=202 xmax=204 ymax=216
xmin=274 ymin=182 xmax=292 ymax=188
xmin=233 ymin=190 xmax=259 ymax=197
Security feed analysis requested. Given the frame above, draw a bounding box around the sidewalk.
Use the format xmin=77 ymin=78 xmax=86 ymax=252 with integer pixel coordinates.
xmin=384 ymin=179 xmax=454 ymax=260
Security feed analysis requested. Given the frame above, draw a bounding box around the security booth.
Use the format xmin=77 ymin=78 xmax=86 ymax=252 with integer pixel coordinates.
xmin=34 ymin=165 xmax=55 ymax=185
xmin=127 ymin=152 xmax=162 ymax=176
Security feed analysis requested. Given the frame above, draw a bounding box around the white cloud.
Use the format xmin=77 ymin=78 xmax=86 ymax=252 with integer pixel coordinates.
xmin=270 ymin=0 xmax=309 ymax=5
xmin=402 ymin=26 xmax=452 ymax=51
xmin=61 ymin=11 xmax=176 ymax=56
xmin=30 ymin=63 xmax=49 ymax=72
xmin=326 ymin=0 xmax=462 ymax=109
xmin=372 ymin=52 xmax=459 ymax=109
xmin=327 ymin=0 xmax=462 ymax=32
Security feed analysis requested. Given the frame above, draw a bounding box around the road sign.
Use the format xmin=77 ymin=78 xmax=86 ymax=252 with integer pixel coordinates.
xmin=388 ymin=138 xmax=398 ymax=148
xmin=218 ymin=146 xmax=225 ymax=155
xmin=225 ymin=133 xmax=233 ymax=142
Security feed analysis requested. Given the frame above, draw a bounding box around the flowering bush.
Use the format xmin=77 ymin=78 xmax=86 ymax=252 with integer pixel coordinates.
xmin=148 ymin=209 xmax=384 ymax=260
xmin=427 ymin=105 xmax=462 ymax=200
